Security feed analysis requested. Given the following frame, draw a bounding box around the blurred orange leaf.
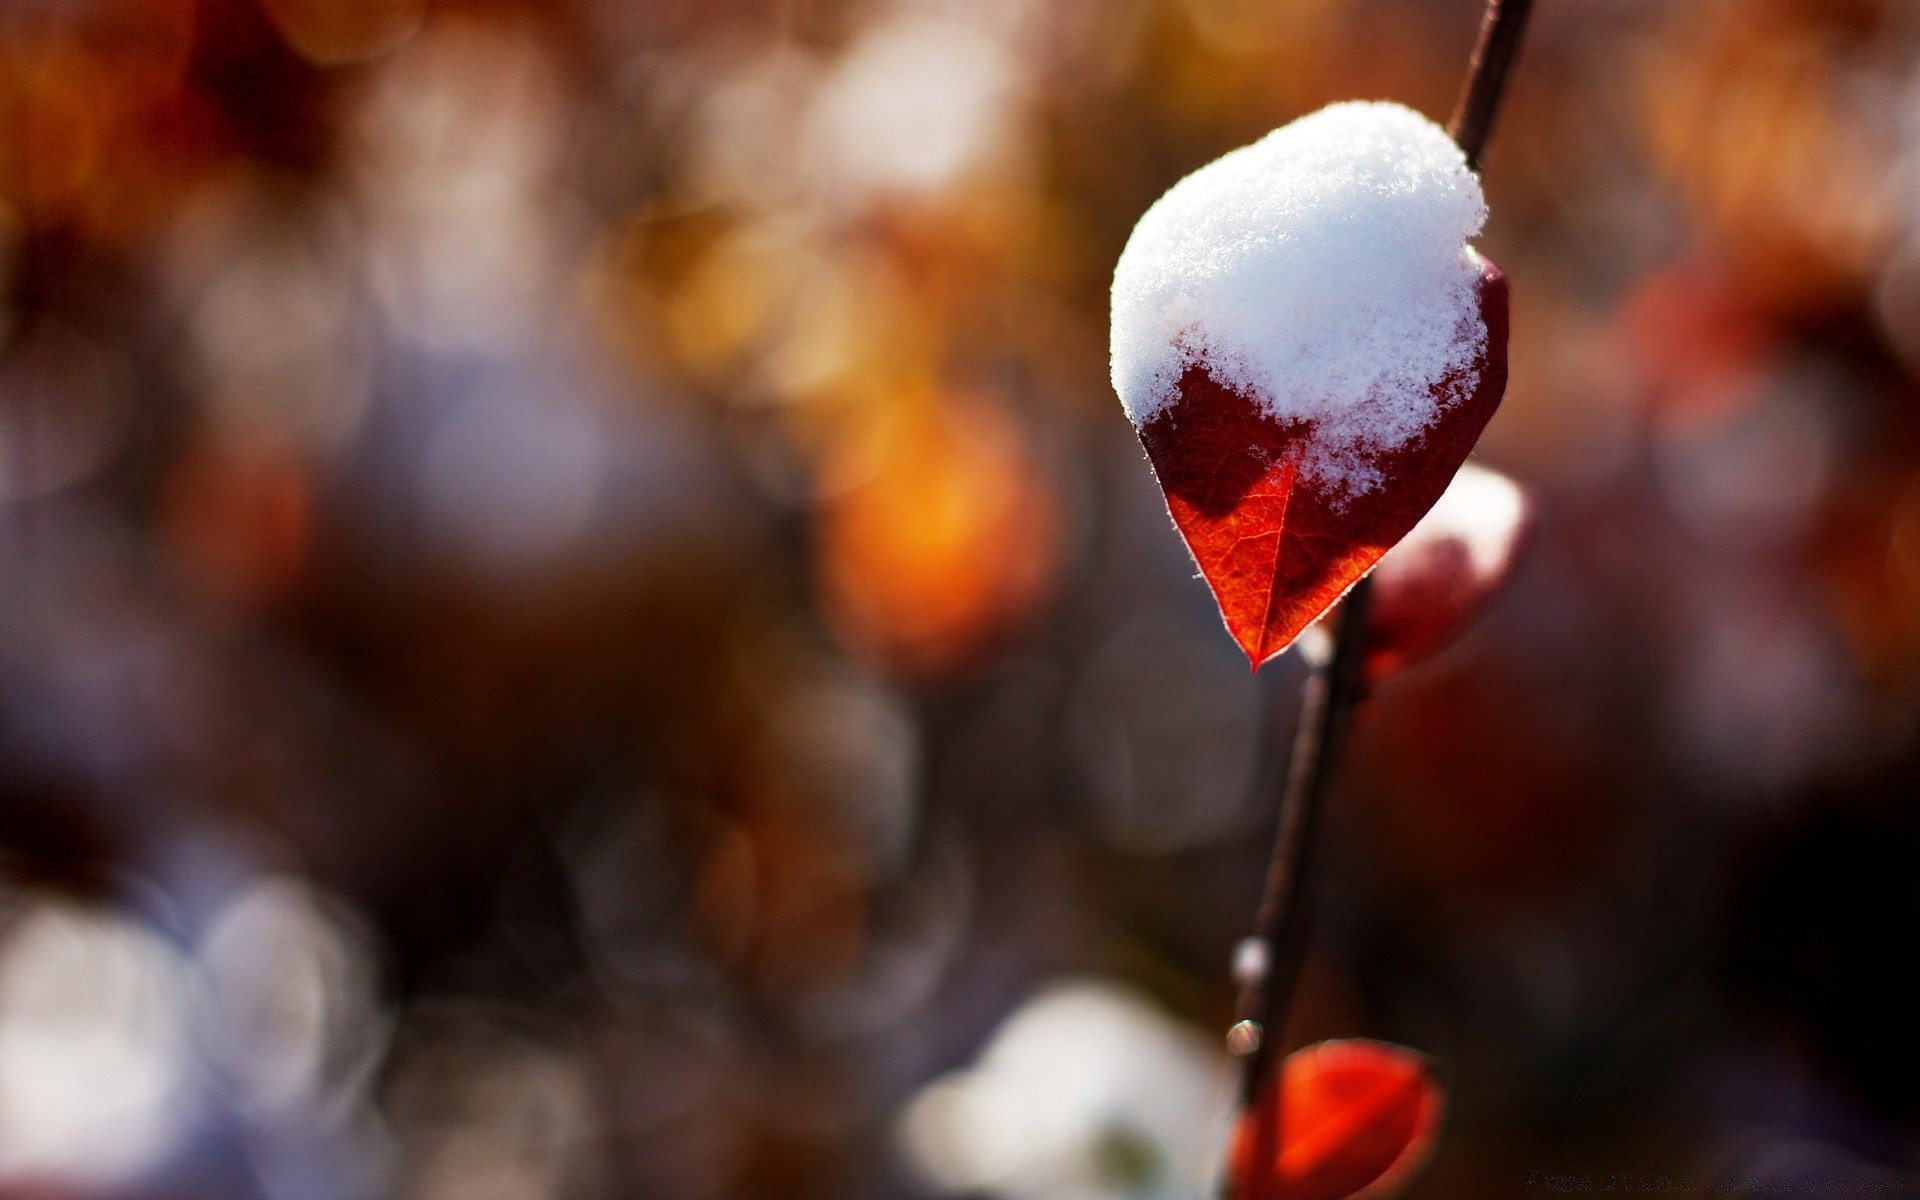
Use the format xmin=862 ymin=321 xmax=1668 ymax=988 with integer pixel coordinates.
xmin=1229 ymin=1039 xmax=1445 ymax=1200
xmin=817 ymin=395 xmax=1057 ymax=676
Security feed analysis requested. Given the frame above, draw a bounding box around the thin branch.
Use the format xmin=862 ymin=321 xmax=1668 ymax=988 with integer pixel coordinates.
xmin=1449 ymin=0 xmax=1535 ymax=169
xmin=1229 ymin=580 xmax=1372 ymax=1110
xmin=1220 ymin=0 xmax=1534 ymax=1192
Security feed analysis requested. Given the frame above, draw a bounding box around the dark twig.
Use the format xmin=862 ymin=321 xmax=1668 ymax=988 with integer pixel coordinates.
xmin=1228 ymin=582 xmax=1372 ymax=1111
xmin=1220 ymin=0 xmax=1533 ymax=1192
xmin=1449 ymin=0 xmax=1534 ymax=171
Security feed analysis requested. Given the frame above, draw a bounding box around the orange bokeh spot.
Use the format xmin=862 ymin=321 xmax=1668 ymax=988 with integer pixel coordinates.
xmin=1 ymin=30 xmax=223 ymax=241
xmin=0 ymin=45 xmax=107 ymax=220
xmin=816 ymin=396 xmax=1058 ymax=676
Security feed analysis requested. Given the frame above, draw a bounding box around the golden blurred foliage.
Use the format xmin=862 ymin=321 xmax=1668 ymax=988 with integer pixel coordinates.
xmin=1643 ymin=0 xmax=1902 ymax=311
xmin=817 ymin=395 xmax=1059 ymax=676
xmin=0 ymin=35 xmax=218 ymax=244
xmin=1 ymin=42 xmax=112 ymax=224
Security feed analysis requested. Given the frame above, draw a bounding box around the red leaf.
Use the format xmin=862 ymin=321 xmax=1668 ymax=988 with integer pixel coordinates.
xmin=1228 ymin=1039 xmax=1445 ymax=1200
xmin=1360 ymin=461 xmax=1535 ymax=680
xmin=1138 ymin=258 xmax=1509 ymax=670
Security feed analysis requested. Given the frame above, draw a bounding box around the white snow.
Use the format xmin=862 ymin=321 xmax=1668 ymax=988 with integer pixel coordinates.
xmin=1110 ymin=101 xmax=1489 ymax=494
xmin=1414 ymin=459 xmax=1528 ymax=577
xmin=896 ymin=979 xmax=1229 ymax=1200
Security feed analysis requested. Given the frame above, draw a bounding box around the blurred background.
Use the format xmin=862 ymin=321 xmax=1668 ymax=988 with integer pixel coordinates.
xmin=3 ymin=0 xmax=1920 ymax=1196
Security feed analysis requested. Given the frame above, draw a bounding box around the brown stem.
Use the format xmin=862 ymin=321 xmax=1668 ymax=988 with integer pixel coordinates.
xmin=1449 ymin=0 xmax=1534 ymax=169
xmin=1229 ymin=581 xmax=1372 ymax=1111
xmin=1220 ymin=0 xmax=1533 ymax=1193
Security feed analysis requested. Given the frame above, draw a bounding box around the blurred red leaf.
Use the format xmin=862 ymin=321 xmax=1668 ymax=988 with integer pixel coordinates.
xmin=1139 ymin=258 xmax=1509 ymax=670
xmin=1229 ymin=1039 xmax=1445 ymax=1200
xmin=1360 ymin=460 xmax=1534 ymax=680
xmin=160 ymin=437 xmax=312 ymax=607
xmin=1615 ymin=262 xmax=1778 ymax=430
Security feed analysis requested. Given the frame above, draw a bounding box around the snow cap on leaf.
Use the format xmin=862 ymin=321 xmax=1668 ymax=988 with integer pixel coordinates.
xmin=1112 ymin=101 xmax=1489 ymax=495
xmin=1358 ymin=461 xmax=1535 ymax=680
xmin=1111 ymin=101 xmax=1509 ymax=669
